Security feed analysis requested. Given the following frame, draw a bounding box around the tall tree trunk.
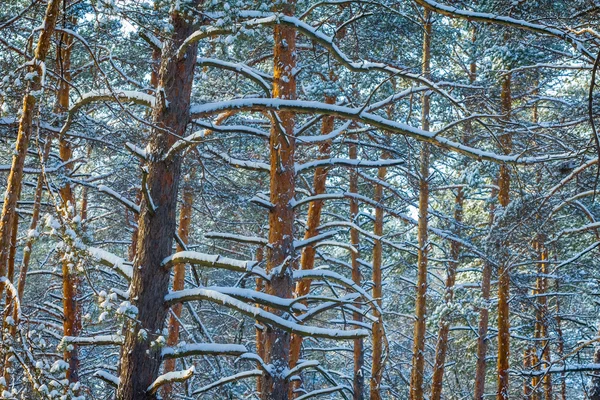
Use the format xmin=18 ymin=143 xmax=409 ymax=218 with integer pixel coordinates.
xmin=496 ymin=71 xmax=512 ymax=400
xmin=0 ymin=0 xmax=61 ymax=292
xmin=409 ymin=8 xmax=431 ymax=400
xmin=256 ymin=247 xmax=265 ymax=396
xmin=555 ymin=280 xmax=566 ymax=400
xmin=0 ymin=0 xmax=61 ymax=390
xmin=162 ymin=169 xmax=195 ymax=399
xmin=430 ymin=186 xmax=463 ymax=400
xmin=290 ymin=94 xmax=334 ymax=365
xmin=116 ymin=6 xmax=200 ymax=398
xmin=260 ymin=1 xmax=297 ymax=398
xmin=55 ymin=18 xmax=82 ymax=382
xmin=370 ymin=155 xmax=386 ymax=400
xmin=350 ymin=138 xmax=365 ymax=400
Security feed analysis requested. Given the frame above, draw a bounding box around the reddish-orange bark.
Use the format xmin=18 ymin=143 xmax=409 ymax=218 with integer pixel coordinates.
xmin=260 ymin=1 xmax=297 ymax=397
xmin=409 ymin=8 xmax=431 ymax=400
xmin=290 ymin=95 xmax=334 ymax=374
xmin=496 ymin=72 xmax=512 ymax=400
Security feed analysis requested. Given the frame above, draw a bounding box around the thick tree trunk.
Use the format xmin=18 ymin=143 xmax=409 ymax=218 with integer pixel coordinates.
xmin=260 ymin=1 xmax=297 ymax=398
xmin=496 ymin=72 xmax=512 ymax=400
xmin=162 ymin=169 xmax=195 ymax=399
xmin=409 ymin=8 xmax=431 ymax=400
xmin=116 ymin=7 xmax=199 ymax=399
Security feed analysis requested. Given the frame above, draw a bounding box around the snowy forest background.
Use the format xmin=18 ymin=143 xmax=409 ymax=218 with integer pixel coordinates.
xmin=1 ymin=0 xmax=600 ymax=399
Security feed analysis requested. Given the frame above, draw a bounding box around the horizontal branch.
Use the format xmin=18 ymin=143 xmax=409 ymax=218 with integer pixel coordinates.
xmin=147 ymin=366 xmax=195 ymax=395
xmin=161 ymin=343 xmax=248 ymax=359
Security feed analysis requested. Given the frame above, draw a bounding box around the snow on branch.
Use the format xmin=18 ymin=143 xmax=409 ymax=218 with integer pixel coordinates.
xmin=295 ymin=157 xmax=405 ymax=174
xmin=512 ymin=363 xmax=600 ymax=377
xmin=0 ymin=277 xmax=20 ymax=324
xmin=197 ymin=57 xmax=272 ymax=95
xmin=205 ymin=145 xmax=270 ymax=171
xmin=190 ymin=98 xmax=579 ymax=165
xmin=147 ymin=366 xmax=195 ymax=395
xmin=412 ymin=0 xmax=594 ymax=60
xmin=60 ymin=89 xmax=156 ymax=135
xmin=205 ymin=232 xmax=268 ymax=245
xmin=161 ymin=251 xmax=267 ymax=279
xmin=161 ymin=343 xmax=248 ymax=359
xmin=86 ymin=247 xmax=132 ymax=280
xmin=94 ymin=370 xmax=120 ymax=387
xmin=167 ymin=287 xmax=307 ymax=313
xmin=296 ymin=385 xmax=348 ymax=400
xmin=192 ymin=370 xmax=262 ymax=395
xmin=165 ymin=288 xmax=368 ymax=339
xmin=97 ymin=184 xmax=141 ymax=214
xmin=294 ymin=230 xmax=339 ymax=249
xmin=60 ymin=335 xmax=123 ymax=347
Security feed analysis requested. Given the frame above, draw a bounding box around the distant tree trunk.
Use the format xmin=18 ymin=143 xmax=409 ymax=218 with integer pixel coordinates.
xmin=162 ymin=169 xmax=195 ymax=399
xmin=289 ymin=94 xmax=334 ymax=372
xmin=370 ymin=152 xmax=386 ymax=400
xmin=409 ymin=8 xmax=431 ymax=400
xmin=0 ymin=0 xmax=61 ymax=389
xmin=116 ymin=4 xmax=200 ymax=398
xmin=496 ymin=70 xmax=512 ymax=400
xmin=56 ymin=18 xmax=82 ymax=383
xmin=538 ymin=243 xmax=552 ymax=400
xmin=555 ymin=280 xmax=566 ymax=400
xmin=16 ymin=138 xmax=52 ymax=301
xmin=430 ymin=186 xmax=463 ymax=400
xmin=350 ymin=137 xmax=365 ymax=400
xmin=523 ymin=348 xmax=533 ymax=399
xmin=260 ymin=1 xmax=297 ymax=398
xmin=256 ymin=246 xmax=265 ymax=395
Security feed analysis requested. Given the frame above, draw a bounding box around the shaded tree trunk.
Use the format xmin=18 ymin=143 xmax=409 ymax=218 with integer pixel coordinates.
xmin=409 ymin=8 xmax=431 ymax=400
xmin=350 ymin=137 xmax=365 ymax=400
xmin=162 ymin=169 xmax=195 ymax=399
xmin=116 ymin=6 xmax=200 ymax=398
xmin=496 ymin=71 xmax=512 ymax=400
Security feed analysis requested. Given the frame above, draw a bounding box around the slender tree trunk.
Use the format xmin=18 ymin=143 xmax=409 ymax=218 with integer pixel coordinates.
xmin=555 ymin=280 xmax=566 ymax=400
xmin=409 ymin=8 xmax=431 ymax=400
xmin=496 ymin=71 xmax=512 ymax=400
xmin=370 ymin=154 xmax=386 ymax=400
xmin=523 ymin=348 xmax=533 ymax=399
xmin=55 ymin=19 xmax=83 ymax=383
xmin=0 ymin=0 xmax=61 ymax=290
xmin=430 ymin=186 xmax=463 ymax=400
xmin=16 ymin=138 xmax=52 ymax=302
xmin=0 ymin=0 xmax=61 ymax=390
xmin=289 ymin=94 xmax=334 ymax=371
xmin=162 ymin=169 xmax=195 ymax=399
xmin=260 ymin=1 xmax=297 ymax=398
xmin=116 ymin=6 xmax=200 ymax=398
xmin=256 ymin=247 xmax=265 ymax=396
xmin=350 ymin=137 xmax=365 ymax=400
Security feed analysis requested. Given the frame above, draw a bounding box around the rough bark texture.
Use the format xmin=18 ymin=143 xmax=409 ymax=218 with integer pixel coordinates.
xmin=409 ymin=8 xmax=431 ymax=400
xmin=260 ymin=1 xmax=297 ymax=398
xmin=289 ymin=95 xmax=334 ymax=373
xmin=116 ymin=7 xmax=199 ymax=399
xmin=496 ymin=72 xmax=512 ymax=400
xmin=350 ymin=138 xmax=365 ymax=400
xmin=162 ymin=170 xmax=194 ymax=399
